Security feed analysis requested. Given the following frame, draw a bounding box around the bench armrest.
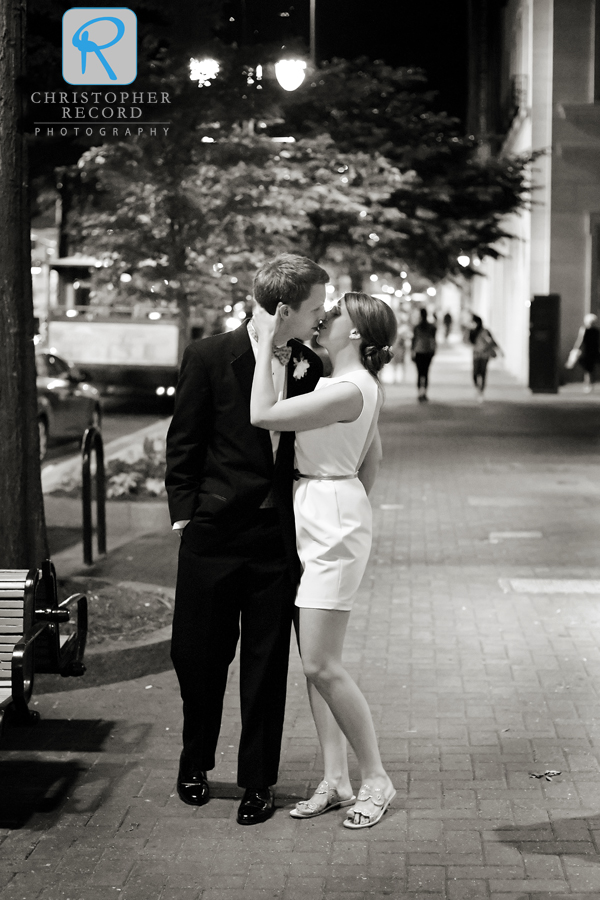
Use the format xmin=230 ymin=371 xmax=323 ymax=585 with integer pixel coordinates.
xmin=58 ymin=592 xmax=88 ymax=675
xmin=12 ymin=622 xmax=49 ymax=711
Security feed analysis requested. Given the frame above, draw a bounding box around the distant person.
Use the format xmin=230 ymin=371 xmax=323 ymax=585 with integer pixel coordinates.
xmin=389 ymin=316 xmax=411 ymax=383
xmin=469 ymin=315 xmax=502 ymax=402
xmin=411 ymin=308 xmax=437 ymax=402
xmin=443 ymin=311 xmax=453 ymax=341
xmin=571 ymin=313 xmax=600 ymax=393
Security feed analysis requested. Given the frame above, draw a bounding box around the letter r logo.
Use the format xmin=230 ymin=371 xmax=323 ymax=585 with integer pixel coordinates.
xmin=63 ymin=8 xmax=137 ymax=85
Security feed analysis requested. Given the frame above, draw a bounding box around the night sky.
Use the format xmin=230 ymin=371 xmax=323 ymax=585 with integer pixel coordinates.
xmin=225 ymin=0 xmax=470 ymax=122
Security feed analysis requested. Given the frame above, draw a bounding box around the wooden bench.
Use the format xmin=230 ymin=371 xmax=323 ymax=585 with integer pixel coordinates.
xmin=0 ymin=560 xmax=88 ymax=734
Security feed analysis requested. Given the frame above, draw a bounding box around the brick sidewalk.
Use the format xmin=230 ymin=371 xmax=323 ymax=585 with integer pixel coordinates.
xmin=3 ymin=343 xmax=600 ymax=898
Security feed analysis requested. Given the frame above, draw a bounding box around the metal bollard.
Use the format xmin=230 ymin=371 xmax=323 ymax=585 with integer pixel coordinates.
xmin=81 ymin=427 xmax=106 ymax=565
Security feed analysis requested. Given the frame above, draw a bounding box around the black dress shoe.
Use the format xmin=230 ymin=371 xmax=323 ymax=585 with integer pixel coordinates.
xmin=177 ymin=761 xmax=209 ymax=807
xmin=237 ymin=787 xmax=274 ymax=825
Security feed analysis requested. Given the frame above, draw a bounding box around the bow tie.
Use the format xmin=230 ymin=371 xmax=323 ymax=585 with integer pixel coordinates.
xmin=272 ymin=344 xmax=292 ymax=366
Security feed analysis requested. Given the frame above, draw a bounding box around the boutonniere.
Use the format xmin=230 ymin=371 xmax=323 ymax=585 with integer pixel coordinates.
xmin=292 ymin=354 xmax=310 ymax=380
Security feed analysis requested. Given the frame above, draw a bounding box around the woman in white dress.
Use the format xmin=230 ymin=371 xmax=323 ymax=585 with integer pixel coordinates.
xmin=250 ymin=291 xmax=397 ymax=829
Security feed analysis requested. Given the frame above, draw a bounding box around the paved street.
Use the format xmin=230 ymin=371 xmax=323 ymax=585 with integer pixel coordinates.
xmin=4 ymin=340 xmax=600 ymax=899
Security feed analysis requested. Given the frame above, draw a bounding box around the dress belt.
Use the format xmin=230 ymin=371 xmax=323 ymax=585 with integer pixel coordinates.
xmin=294 ymin=469 xmax=358 ymax=481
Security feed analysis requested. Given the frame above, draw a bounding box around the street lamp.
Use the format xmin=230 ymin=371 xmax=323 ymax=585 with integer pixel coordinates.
xmin=190 ymin=58 xmax=220 ymax=85
xmin=276 ymin=0 xmax=315 ymax=91
xmin=274 ymin=59 xmax=307 ymax=91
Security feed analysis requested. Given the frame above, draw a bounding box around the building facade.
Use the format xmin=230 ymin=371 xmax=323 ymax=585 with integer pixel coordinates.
xmin=468 ymin=0 xmax=600 ymax=384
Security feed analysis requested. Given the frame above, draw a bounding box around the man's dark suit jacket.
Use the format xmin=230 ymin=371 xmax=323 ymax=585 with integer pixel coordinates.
xmin=165 ymin=324 xmax=323 ymax=584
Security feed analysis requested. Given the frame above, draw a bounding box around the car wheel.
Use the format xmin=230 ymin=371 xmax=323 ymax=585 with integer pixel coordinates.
xmin=91 ymin=404 xmax=102 ymax=432
xmin=38 ymin=417 xmax=48 ymax=461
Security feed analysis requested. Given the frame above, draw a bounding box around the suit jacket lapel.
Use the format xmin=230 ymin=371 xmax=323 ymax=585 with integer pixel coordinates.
xmin=230 ymin=325 xmax=274 ymax=471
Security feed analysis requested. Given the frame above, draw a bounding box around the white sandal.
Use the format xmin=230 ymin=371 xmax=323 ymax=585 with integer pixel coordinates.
xmin=343 ymin=783 xmax=396 ymax=829
xmin=290 ymin=780 xmax=356 ymax=819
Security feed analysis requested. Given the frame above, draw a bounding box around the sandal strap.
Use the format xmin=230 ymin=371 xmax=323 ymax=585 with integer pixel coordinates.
xmin=356 ymin=784 xmax=385 ymax=806
xmin=295 ymin=780 xmax=336 ymax=813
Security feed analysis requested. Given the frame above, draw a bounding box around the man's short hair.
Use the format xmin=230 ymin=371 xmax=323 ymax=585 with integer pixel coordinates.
xmin=253 ymin=254 xmax=329 ymax=314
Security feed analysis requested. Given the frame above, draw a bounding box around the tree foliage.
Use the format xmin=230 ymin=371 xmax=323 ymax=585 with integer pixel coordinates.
xmin=70 ymin=130 xmax=405 ymax=324
xmin=279 ymin=57 xmax=534 ymax=280
xmin=64 ymin=49 xmax=534 ymax=324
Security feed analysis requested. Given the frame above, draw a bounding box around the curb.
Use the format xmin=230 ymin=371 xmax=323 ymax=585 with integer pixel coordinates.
xmin=36 ymin=578 xmax=175 ymax=693
xmin=35 ymin=625 xmax=173 ymax=694
xmin=46 ymin=498 xmax=173 ymax=577
xmin=41 ymin=417 xmax=171 ymax=494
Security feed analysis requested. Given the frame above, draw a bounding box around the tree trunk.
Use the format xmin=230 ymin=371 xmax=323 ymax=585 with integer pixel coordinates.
xmin=0 ymin=0 xmax=49 ymax=567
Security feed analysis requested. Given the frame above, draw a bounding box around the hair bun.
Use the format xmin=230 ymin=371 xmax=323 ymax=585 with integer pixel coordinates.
xmin=364 ymin=343 xmax=394 ymax=367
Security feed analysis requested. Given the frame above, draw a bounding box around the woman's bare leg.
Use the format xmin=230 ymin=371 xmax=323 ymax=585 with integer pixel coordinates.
xmin=306 ymin=681 xmax=352 ymax=796
xmin=299 ymin=607 xmax=394 ymax=822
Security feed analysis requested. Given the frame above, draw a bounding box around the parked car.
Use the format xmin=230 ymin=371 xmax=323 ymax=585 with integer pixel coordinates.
xmin=36 ymin=350 xmax=102 ymax=460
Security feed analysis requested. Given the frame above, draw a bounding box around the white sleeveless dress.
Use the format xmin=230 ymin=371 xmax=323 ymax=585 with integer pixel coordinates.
xmin=293 ymin=369 xmax=380 ymax=611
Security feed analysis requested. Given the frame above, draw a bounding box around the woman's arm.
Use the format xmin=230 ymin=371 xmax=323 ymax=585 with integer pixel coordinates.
xmin=251 ymin=339 xmax=363 ymax=431
xmin=358 ymin=429 xmax=382 ymax=495
xmin=573 ymin=325 xmax=586 ymax=350
xmin=250 ymin=305 xmax=363 ymax=431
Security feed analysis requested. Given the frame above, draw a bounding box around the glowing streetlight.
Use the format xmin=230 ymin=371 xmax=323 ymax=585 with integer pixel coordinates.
xmin=190 ymin=58 xmax=220 ymax=86
xmin=457 ymin=254 xmax=471 ymax=267
xmin=275 ymin=59 xmax=307 ymax=91
xmin=426 ymin=287 xmax=437 ymax=297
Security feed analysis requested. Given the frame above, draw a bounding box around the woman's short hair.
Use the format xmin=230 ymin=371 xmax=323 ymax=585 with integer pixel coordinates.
xmin=344 ymin=292 xmax=398 ymax=378
xmin=253 ymin=254 xmax=330 ymax=314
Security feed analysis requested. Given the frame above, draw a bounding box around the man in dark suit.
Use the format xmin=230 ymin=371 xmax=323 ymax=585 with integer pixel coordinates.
xmin=165 ymin=254 xmax=329 ymax=825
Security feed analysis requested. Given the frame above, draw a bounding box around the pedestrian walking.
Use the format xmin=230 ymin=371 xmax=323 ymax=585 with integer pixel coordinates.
xmin=165 ymin=253 xmax=328 ymax=825
xmin=469 ymin=314 xmax=502 ymax=402
xmin=567 ymin=313 xmax=600 ymax=392
xmin=251 ymin=291 xmax=397 ymax=829
xmin=443 ymin=311 xmax=453 ymax=340
xmin=411 ymin=307 xmax=437 ymax=402
xmin=389 ymin=314 xmax=411 ymax=383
